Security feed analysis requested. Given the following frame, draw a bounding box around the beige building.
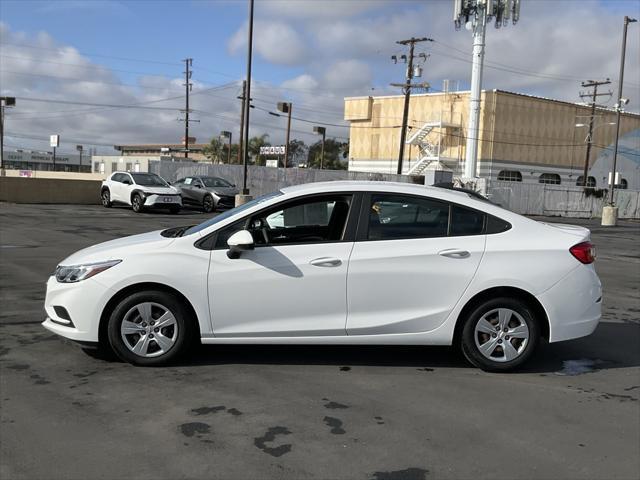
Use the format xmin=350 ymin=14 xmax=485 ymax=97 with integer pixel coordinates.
xmin=344 ymin=90 xmax=640 ymax=189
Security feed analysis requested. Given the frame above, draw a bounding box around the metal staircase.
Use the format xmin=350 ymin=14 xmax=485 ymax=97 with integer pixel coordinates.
xmin=404 ymin=118 xmax=461 ymax=176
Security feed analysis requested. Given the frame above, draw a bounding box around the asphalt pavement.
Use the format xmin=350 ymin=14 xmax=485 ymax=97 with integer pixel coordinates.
xmin=0 ymin=203 xmax=638 ymax=480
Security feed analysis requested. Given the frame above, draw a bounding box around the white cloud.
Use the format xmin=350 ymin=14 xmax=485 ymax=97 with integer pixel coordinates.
xmin=228 ymin=20 xmax=307 ymax=65
xmin=258 ymin=0 xmax=392 ymax=19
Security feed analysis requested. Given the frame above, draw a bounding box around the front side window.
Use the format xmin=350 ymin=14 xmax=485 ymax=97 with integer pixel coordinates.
xmin=131 ymin=173 xmax=169 ymax=187
xmin=203 ymin=177 xmax=233 ymax=188
xmin=249 ymin=195 xmax=352 ymax=246
xmin=368 ymin=194 xmax=449 ymax=240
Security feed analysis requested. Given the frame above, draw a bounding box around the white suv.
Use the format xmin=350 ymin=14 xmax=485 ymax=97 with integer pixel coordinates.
xmin=101 ymin=172 xmax=182 ymax=213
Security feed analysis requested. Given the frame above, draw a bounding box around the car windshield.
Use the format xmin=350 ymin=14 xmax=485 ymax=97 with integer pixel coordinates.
xmin=183 ymin=191 xmax=283 ymax=236
xmin=131 ymin=173 xmax=169 ymax=187
xmin=202 ymin=177 xmax=234 ymax=188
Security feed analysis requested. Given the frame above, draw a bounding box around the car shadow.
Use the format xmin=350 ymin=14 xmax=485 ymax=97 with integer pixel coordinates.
xmin=175 ymin=320 xmax=639 ymax=374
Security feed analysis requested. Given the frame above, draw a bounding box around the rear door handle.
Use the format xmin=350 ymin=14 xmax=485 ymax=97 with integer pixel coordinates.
xmin=438 ymin=249 xmax=470 ymax=259
xmin=309 ymin=257 xmax=342 ymax=267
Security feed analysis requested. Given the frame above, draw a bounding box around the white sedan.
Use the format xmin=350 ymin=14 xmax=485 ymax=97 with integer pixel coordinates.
xmin=43 ymin=181 xmax=602 ymax=371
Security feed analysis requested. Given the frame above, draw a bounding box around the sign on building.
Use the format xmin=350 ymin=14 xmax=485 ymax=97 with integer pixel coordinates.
xmin=259 ymin=145 xmax=286 ymax=155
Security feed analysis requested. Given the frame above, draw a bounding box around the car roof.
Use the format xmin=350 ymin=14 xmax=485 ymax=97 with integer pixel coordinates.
xmin=280 ymin=180 xmax=515 ymax=218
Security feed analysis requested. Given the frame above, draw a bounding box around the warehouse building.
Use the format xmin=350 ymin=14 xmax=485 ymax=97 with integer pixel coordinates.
xmin=344 ymin=89 xmax=640 ymax=189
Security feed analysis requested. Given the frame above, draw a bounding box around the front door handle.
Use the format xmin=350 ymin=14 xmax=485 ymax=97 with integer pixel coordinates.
xmin=438 ymin=248 xmax=470 ymax=259
xmin=309 ymin=257 xmax=342 ymax=267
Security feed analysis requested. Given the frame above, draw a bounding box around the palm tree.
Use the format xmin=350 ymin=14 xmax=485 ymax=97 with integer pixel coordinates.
xmin=247 ymin=134 xmax=270 ymax=165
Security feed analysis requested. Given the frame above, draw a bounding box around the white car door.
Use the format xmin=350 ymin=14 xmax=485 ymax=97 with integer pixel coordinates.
xmin=109 ymin=173 xmax=126 ymax=203
xmin=207 ymin=194 xmax=356 ymax=337
xmin=346 ymin=193 xmax=486 ymax=336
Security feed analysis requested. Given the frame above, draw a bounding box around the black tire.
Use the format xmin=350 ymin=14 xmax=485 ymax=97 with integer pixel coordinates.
xmin=169 ymin=206 xmax=181 ymax=214
xmin=202 ymin=194 xmax=215 ymax=213
xmin=460 ymin=297 xmax=540 ymax=372
xmin=131 ymin=193 xmax=144 ymax=213
xmin=106 ymin=290 xmax=195 ymax=366
xmin=101 ymin=189 xmax=112 ymax=208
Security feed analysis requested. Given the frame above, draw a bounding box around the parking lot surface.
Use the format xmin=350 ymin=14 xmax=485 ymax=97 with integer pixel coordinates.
xmin=1 ymin=204 xmax=639 ymax=480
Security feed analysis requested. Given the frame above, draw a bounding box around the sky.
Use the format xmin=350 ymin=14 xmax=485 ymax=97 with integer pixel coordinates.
xmin=0 ymin=0 xmax=639 ymax=155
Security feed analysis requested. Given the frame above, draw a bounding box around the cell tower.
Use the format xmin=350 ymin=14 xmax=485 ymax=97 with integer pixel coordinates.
xmin=454 ymin=0 xmax=521 ymax=179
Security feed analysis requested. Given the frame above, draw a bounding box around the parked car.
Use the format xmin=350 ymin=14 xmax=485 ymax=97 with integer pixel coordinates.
xmin=44 ymin=181 xmax=601 ymax=371
xmin=173 ymin=176 xmax=238 ymax=212
xmin=101 ymin=172 xmax=181 ymax=214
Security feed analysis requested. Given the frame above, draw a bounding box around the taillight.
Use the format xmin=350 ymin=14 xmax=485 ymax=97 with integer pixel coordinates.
xmin=570 ymin=242 xmax=596 ymax=264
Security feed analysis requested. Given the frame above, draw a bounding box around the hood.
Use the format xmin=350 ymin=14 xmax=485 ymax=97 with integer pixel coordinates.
xmin=59 ymin=230 xmax=174 ymax=266
xmin=207 ymin=186 xmax=238 ymax=196
xmin=137 ymin=186 xmax=179 ymax=195
xmin=539 ymin=222 xmax=591 ymax=241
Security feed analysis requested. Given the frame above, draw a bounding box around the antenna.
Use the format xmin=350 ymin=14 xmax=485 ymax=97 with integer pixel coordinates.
xmin=453 ymin=0 xmax=521 ymax=179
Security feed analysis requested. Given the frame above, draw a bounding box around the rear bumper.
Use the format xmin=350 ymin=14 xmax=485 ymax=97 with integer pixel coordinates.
xmin=537 ymin=264 xmax=602 ymax=343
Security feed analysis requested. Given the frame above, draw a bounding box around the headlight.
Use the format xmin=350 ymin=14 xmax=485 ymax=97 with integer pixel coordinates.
xmin=54 ymin=260 xmax=121 ymax=283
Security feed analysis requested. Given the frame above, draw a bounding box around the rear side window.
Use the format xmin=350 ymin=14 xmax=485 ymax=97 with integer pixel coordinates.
xmin=368 ymin=194 xmax=449 ymax=240
xmin=450 ymin=205 xmax=485 ymax=236
xmin=486 ymin=214 xmax=512 ymax=234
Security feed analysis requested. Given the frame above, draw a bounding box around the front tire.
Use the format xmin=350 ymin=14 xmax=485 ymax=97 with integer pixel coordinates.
xmin=106 ymin=290 xmax=194 ymax=366
xmin=101 ymin=189 xmax=112 ymax=208
xmin=202 ymin=194 xmax=215 ymax=213
xmin=460 ymin=297 xmax=540 ymax=372
xmin=131 ymin=193 xmax=144 ymax=213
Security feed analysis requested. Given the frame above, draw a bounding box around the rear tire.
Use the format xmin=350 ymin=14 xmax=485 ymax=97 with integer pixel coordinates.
xmin=202 ymin=194 xmax=215 ymax=213
xmin=460 ymin=297 xmax=540 ymax=372
xmin=101 ymin=189 xmax=112 ymax=208
xmin=132 ymin=193 xmax=144 ymax=213
xmin=107 ymin=290 xmax=195 ymax=366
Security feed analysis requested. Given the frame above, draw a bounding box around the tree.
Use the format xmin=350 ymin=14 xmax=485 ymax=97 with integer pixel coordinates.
xmin=307 ymin=139 xmax=348 ymax=170
xmin=202 ymin=137 xmax=224 ymax=163
xmin=247 ymin=134 xmax=270 ymax=166
xmin=287 ymin=139 xmax=308 ymax=167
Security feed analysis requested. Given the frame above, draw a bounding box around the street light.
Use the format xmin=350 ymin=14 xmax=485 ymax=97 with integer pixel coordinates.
xmin=603 ymin=15 xmax=637 ymax=226
xmin=220 ymin=131 xmax=232 ymax=164
xmin=76 ymin=145 xmax=83 ymax=172
xmin=0 ymin=96 xmax=16 ymax=172
xmin=277 ymin=102 xmax=292 ymax=170
xmin=313 ymin=126 xmax=326 ymax=169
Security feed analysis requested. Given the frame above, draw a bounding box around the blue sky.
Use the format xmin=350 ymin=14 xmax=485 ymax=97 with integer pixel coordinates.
xmin=1 ymin=0 xmax=638 ymax=153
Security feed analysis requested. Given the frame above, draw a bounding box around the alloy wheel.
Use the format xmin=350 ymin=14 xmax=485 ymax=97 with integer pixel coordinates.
xmin=474 ymin=308 xmax=530 ymax=363
xmin=120 ymin=302 xmax=178 ymax=358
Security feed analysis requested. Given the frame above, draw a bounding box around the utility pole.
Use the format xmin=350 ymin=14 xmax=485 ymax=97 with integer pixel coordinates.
xmin=391 ymin=37 xmax=432 ymax=175
xmin=603 ymin=15 xmax=637 ymax=225
xmin=238 ymin=80 xmax=246 ymax=165
xmin=578 ymin=79 xmax=611 ymax=187
xmin=183 ymin=58 xmax=193 ymax=159
xmin=454 ymin=0 xmax=521 ymax=179
xmin=240 ymin=0 xmax=255 ymax=200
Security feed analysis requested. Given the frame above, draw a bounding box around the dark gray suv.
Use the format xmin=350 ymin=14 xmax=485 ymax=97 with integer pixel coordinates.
xmin=173 ymin=176 xmax=239 ymax=212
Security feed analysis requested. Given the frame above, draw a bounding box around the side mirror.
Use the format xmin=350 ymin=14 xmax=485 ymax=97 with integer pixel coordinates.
xmin=226 ymin=230 xmax=254 ymax=259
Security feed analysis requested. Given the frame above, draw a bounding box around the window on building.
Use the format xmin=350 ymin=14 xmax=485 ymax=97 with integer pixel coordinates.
xmin=126 ymin=162 xmax=132 ymax=172
xmin=497 ymin=170 xmax=522 ymax=182
xmin=111 ymin=162 xmax=118 ymax=173
xmin=615 ymin=179 xmax=628 ymax=190
xmin=538 ymin=173 xmax=561 ymax=185
xmin=93 ymin=161 xmax=100 ymax=173
xmin=576 ymin=176 xmax=596 ymax=187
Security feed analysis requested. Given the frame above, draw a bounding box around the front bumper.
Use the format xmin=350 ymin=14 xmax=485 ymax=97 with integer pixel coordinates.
xmin=42 ymin=276 xmax=111 ymax=342
xmin=537 ymin=264 xmax=602 ymax=343
xmin=144 ymin=194 xmax=182 ymax=208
